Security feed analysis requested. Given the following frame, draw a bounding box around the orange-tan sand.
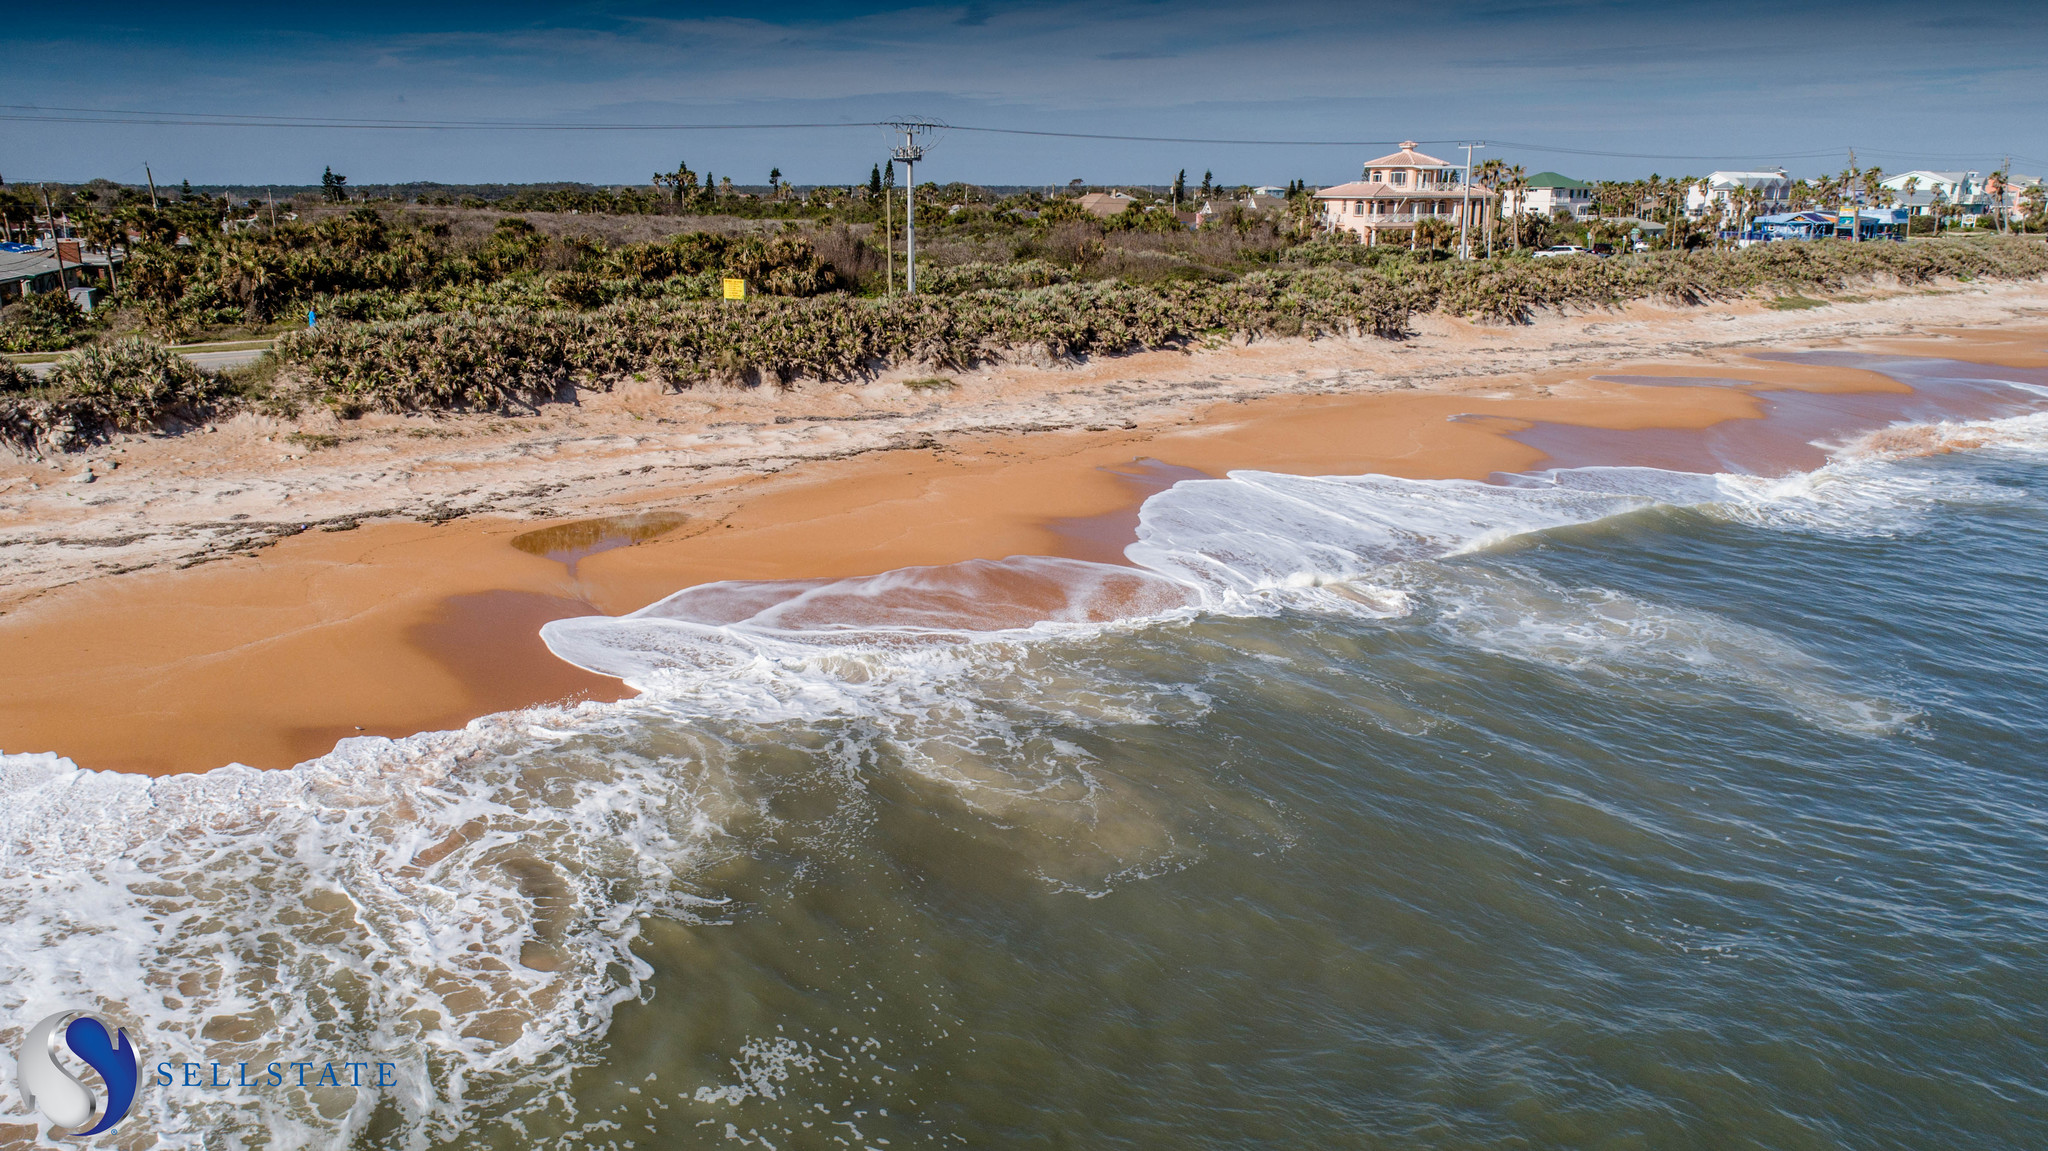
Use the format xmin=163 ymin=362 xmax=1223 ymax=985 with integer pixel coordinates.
xmin=2 ymin=290 xmax=2044 ymax=775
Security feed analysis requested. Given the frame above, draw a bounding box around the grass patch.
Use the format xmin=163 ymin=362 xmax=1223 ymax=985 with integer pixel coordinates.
xmin=903 ymin=377 xmax=957 ymax=392
xmin=284 ymin=431 xmax=344 ymax=450
xmin=1767 ymin=295 xmax=1829 ymax=310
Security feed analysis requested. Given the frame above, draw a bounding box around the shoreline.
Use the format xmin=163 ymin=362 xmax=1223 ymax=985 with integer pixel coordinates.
xmin=2 ymin=289 xmax=2045 ymax=775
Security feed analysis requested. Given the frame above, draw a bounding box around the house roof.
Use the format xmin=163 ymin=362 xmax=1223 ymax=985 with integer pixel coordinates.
xmin=1755 ymin=211 xmax=1834 ymax=225
xmin=1076 ymin=191 xmax=1137 ymax=217
xmin=1882 ymin=170 xmax=1971 ymax=187
xmin=1362 ymin=141 xmax=1452 ymax=169
xmin=0 ymin=248 xmax=62 ymax=285
xmin=1524 ymin=172 xmax=1589 ymax=189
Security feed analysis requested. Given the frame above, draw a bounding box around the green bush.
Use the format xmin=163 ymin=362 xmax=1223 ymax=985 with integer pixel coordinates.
xmin=267 ymin=238 xmax=2048 ymax=415
xmin=0 ymin=290 xmax=98 ymax=353
xmin=1 ymin=338 xmax=228 ymax=451
xmin=274 ymin=267 xmax=1417 ymax=414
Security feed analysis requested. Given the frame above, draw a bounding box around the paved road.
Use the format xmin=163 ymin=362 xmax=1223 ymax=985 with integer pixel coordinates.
xmin=181 ymin=348 xmax=270 ymax=372
xmin=12 ymin=345 xmax=271 ymax=379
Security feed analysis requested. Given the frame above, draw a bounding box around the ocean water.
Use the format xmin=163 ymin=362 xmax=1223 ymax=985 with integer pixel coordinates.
xmin=5 ymin=358 xmax=2048 ymax=1149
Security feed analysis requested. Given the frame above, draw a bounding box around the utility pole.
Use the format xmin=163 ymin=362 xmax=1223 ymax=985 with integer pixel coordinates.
xmin=891 ymin=126 xmax=927 ymax=294
xmin=2002 ymin=155 xmax=2012 ymax=233
xmin=145 ymin=165 xmax=159 ymax=209
xmin=884 ymin=167 xmax=894 ymax=298
xmin=1459 ymin=142 xmax=1485 ymax=260
xmin=38 ymin=184 xmax=69 ymax=292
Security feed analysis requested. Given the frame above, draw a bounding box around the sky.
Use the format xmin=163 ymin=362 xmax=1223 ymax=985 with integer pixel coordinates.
xmin=1 ymin=1 xmax=2042 ymax=190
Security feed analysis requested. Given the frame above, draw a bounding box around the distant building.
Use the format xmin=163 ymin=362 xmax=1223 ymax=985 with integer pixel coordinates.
xmin=0 ymin=247 xmax=69 ymax=303
xmin=1505 ymin=172 xmax=1594 ymax=220
xmin=1879 ymin=170 xmax=1988 ymax=217
xmin=0 ymin=242 xmax=121 ymax=304
xmin=1076 ymin=191 xmax=1137 ymax=218
xmin=1743 ymin=208 xmax=1904 ymax=243
xmin=1312 ymin=141 xmax=1490 ymax=246
xmin=1989 ymin=174 xmax=2042 ymax=220
xmin=1685 ymin=170 xmax=1794 ymax=220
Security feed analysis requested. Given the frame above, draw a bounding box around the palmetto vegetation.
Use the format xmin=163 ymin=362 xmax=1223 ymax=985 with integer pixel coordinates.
xmin=265 ymin=237 xmax=2048 ymax=420
xmin=2 ymin=337 xmax=230 ymax=452
xmin=4 ymin=170 xmax=2047 ymax=452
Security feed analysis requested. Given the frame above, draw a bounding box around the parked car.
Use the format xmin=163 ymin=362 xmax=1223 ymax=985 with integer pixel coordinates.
xmin=1590 ymin=243 xmax=1616 ymax=257
xmin=1532 ymin=245 xmax=1591 ymax=258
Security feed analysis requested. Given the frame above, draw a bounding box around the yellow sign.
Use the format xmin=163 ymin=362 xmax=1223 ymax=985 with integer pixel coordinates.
xmin=722 ymin=278 xmax=746 ymax=300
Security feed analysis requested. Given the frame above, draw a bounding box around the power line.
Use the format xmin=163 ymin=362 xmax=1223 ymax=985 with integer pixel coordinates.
xmin=0 ymin=103 xmax=2039 ymax=168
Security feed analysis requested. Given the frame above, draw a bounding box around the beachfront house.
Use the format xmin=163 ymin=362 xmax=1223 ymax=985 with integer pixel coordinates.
xmin=1685 ymin=170 xmax=1794 ymax=221
xmin=1879 ymin=170 xmax=1988 ymax=219
xmin=1313 ymin=141 xmax=1490 ymax=245
xmin=1503 ymin=173 xmax=1594 ymax=220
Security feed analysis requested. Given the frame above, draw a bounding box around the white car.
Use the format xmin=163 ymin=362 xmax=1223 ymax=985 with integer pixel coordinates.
xmin=1532 ymin=245 xmax=1591 ymax=258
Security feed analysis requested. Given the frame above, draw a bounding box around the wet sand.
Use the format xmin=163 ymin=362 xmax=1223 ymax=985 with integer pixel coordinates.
xmin=1 ymin=313 xmax=2043 ymax=775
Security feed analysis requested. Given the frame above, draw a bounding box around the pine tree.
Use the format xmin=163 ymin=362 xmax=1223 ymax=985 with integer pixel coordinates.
xmin=870 ymin=165 xmax=883 ymax=197
xmin=1172 ymin=169 xmax=1186 ymax=206
xmin=1201 ymin=170 xmax=1213 ymax=198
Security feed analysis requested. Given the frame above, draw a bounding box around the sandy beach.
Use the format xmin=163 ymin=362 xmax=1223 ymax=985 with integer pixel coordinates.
xmin=3 ymin=282 xmax=2045 ymax=775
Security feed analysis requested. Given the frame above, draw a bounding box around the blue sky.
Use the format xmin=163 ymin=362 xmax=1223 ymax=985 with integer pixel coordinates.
xmin=2 ymin=1 xmax=2040 ymax=188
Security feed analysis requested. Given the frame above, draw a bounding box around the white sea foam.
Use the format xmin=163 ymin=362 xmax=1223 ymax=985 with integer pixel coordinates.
xmin=549 ymin=411 xmax=2048 ymax=738
xmin=0 ymin=707 xmax=737 ymax=1148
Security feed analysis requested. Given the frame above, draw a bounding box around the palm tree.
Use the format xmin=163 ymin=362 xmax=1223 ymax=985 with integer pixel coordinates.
xmin=1989 ymin=162 xmax=2013 ymax=233
xmin=75 ymin=208 xmax=126 ymax=293
xmin=1500 ymin=165 xmax=1530 ymax=250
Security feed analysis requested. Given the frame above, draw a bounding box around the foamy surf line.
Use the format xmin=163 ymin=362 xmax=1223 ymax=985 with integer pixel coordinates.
xmin=3 ymin=408 xmax=2045 ymax=1146
xmin=541 ymin=410 xmax=2048 ymax=705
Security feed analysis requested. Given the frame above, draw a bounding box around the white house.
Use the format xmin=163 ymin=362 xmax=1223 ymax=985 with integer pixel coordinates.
xmin=1313 ymin=141 xmax=1489 ymax=246
xmin=1504 ymin=172 xmax=1594 ymax=220
xmin=1879 ymin=170 xmax=1987 ymax=216
xmin=1685 ymin=170 xmax=1793 ymax=220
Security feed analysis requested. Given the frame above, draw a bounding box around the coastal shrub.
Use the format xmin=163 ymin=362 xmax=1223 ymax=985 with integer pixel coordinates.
xmin=0 ymin=290 xmax=99 ymax=353
xmin=273 ymin=268 xmax=1416 ymax=413
xmin=267 ymin=238 xmax=2048 ymax=414
xmin=1416 ymin=238 xmax=2048 ymax=323
xmin=0 ymin=338 xmax=228 ymax=452
xmin=915 ymin=260 xmax=1076 ymax=293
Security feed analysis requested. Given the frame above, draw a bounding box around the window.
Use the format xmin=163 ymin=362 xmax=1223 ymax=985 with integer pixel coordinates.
xmin=1354 ymin=200 xmax=1364 ymax=215
xmin=1392 ymin=171 xmax=1406 ymax=186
